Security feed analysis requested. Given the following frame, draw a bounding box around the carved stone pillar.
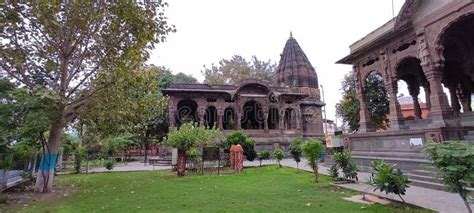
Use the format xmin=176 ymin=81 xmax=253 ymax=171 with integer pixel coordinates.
xmin=295 ymin=109 xmax=301 ymax=131
xmin=448 ymin=86 xmax=461 ymax=114
xmin=386 ymin=81 xmax=406 ymax=130
xmin=423 ymin=85 xmax=431 ymax=110
xmin=279 ymin=108 xmax=285 ymax=132
xmin=263 ymin=107 xmax=269 ymax=133
xmin=198 ymin=107 xmax=206 ymax=127
xmin=354 ymin=65 xmax=374 ymax=132
xmin=217 ymin=108 xmax=224 ymax=130
xmin=408 ymin=84 xmax=422 ymax=119
xmin=236 ymin=112 xmax=242 ymax=130
xmin=423 ymin=63 xmax=452 ymax=126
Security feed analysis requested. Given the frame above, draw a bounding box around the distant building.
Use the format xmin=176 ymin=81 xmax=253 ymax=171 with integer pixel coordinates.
xmin=397 ymin=96 xmax=429 ymax=120
xmin=322 ymin=119 xmax=335 ymax=136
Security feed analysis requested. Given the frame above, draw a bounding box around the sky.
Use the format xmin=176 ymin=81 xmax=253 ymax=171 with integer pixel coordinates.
xmin=148 ymin=0 xmax=406 ymax=123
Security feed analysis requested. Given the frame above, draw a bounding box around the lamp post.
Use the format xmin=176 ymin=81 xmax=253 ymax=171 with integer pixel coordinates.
xmin=320 ymin=85 xmax=328 ymax=138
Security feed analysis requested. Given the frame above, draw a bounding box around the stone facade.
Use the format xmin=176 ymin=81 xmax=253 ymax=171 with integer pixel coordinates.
xmin=163 ymin=35 xmax=325 ymax=151
xmin=337 ymin=0 xmax=474 ymax=171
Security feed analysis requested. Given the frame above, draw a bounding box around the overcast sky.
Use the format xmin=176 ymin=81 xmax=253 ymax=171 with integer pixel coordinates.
xmin=148 ymin=0 xmax=405 ymax=123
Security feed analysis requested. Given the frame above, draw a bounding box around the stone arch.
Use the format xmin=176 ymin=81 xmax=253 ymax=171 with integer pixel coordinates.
xmin=204 ymin=105 xmax=217 ymax=129
xmin=363 ymin=71 xmax=390 ymax=130
xmin=437 ymin=13 xmax=474 ymax=113
xmin=236 ymin=80 xmax=270 ymax=95
xmin=395 ymin=57 xmax=430 ymax=119
xmin=241 ymin=100 xmax=264 ymax=129
xmin=177 ymin=99 xmax=198 ymax=126
xmin=284 ymin=107 xmax=297 ymax=130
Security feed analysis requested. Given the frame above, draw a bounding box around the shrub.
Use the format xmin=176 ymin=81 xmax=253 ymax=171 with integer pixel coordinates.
xmin=301 ymin=140 xmax=323 ymax=182
xmin=329 ymin=164 xmax=339 ymax=179
xmin=105 ymin=160 xmax=114 ymax=170
xmin=370 ymin=160 xmax=409 ymax=203
xmin=332 ymin=151 xmax=358 ymax=181
xmin=423 ymin=141 xmax=474 ymax=212
xmin=258 ymin=150 xmax=270 ymax=166
xmin=289 ymin=137 xmax=303 ymax=171
xmin=224 ymin=131 xmax=257 ymax=161
xmin=273 ymin=149 xmax=284 ymax=168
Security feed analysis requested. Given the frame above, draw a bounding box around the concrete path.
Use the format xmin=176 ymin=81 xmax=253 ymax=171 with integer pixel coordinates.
xmin=87 ymin=161 xmax=170 ymax=173
xmin=245 ymin=159 xmax=470 ymax=213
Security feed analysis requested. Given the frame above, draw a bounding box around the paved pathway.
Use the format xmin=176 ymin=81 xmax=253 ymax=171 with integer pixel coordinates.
xmin=87 ymin=161 xmax=170 ymax=173
xmin=245 ymin=159 xmax=470 ymax=213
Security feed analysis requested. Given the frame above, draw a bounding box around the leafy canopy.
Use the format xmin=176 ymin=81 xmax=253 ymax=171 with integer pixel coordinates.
xmin=202 ymin=55 xmax=275 ymax=85
xmin=165 ymin=123 xmax=223 ymax=151
xmin=289 ymin=137 xmax=303 ymax=163
xmin=423 ymin=141 xmax=474 ymax=207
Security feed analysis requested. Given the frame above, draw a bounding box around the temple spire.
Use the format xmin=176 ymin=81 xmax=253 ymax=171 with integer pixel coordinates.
xmin=290 ymin=31 xmax=293 ymax=37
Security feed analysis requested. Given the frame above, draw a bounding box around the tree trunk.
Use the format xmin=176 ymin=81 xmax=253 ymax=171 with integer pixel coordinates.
xmin=34 ymin=121 xmax=63 ymax=193
xmin=0 ymin=170 xmax=9 ymax=192
xmin=176 ymin=149 xmax=187 ymax=177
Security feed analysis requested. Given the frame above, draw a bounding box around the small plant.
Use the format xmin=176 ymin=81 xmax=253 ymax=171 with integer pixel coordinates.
xmin=289 ymin=137 xmax=303 ymax=171
xmin=223 ymin=131 xmax=257 ymax=161
xmin=329 ymin=164 xmax=339 ymax=179
xmin=258 ymin=150 xmax=270 ymax=167
xmin=105 ymin=160 xmax=115 ymax=171
xmin=332 ymin=151 xmax=358 ymax=181
xmin=301 ymin=140 xmax=324 ymax=182
xmin=273 ymin=149 xmax=284 ymax=168
xmin=370 ymin=160 xmax=409 ymax=203
xmin=0 ymin=194 xmax=7 ymax=204
xmin=423 ymin=141 xmax=474 ymax=213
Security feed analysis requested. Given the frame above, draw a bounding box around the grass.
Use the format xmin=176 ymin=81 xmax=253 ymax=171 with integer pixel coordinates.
xmin=10 ymin=166 xmax=431 ymax=212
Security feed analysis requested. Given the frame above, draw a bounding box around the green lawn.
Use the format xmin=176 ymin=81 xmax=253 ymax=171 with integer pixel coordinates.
xmin=12 ymin=166 xmax=430 ymax=212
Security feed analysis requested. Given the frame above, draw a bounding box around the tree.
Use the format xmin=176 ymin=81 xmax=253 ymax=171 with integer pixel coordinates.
xmin=1 ymin=1 xmax=175 ymax=192
xmin=289 ymin=137 xmax=303 ymax=171
xmin=273 ymin=149 xmax=284 ymax=168
xmin=173 ymin=72 xmax=198 ymax=84
xmin=423 ymin=141 xmax=474 ymax=213
xmin=80 ymin=66 xmax=168 ymax=163
xmin=301 ymin=140 xmax=323 ymax=182
xmin=257 ymin=150 xmax=270 ymax=167
xmin=202 ymin=55 xmax=275 ymax=85
xmin=364 ymin=72 xmax=389 ymax=130
xmin=336 ymin=72 xmax=360 ymax=132
xmin=336 ymin=72 xmax=389 ymax=131
xmin=165 ymin=123 xmax=223 ymax=176
xmin=370 ymin=160 xmax=410 ymax=203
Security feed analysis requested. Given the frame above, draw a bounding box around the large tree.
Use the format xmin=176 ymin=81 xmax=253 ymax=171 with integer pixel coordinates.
xmin=336 ymin=72 xmax=389 ymax=131
xmin=202 ymin=55 xmax=275 ymax=85
xmin=0 ymin=1 xmax=174 ymax=192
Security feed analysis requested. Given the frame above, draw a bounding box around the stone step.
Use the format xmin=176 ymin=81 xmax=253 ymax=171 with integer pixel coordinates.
xmin=409 ymin=169 xmax=438 ymax=177
xmin=406 ymin=173 xmax=444 ymax=184
xmin=409 ymin=179 xmax=449 ymax=191
xmin=351 ymin=151 xmax=426 ymax=159
xmin=351 ymin=155 xmax=431 ymax=163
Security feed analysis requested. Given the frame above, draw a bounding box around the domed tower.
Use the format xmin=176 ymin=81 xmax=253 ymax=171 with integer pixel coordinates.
xmin=274 ymin=33 xmax=325 ymax=138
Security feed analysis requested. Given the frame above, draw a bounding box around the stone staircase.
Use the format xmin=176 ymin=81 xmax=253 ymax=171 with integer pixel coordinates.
xmin=349 ymin=150 xmax=474 ymax=193
xmin=350 ymin=150 xmax=431 ymax=172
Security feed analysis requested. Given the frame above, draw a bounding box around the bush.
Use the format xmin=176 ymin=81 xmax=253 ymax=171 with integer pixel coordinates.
xmin=105 ymin=160 xmax=114 ymax=170
xmin=329 ymin=164 xmax=339 ymax=179
xmin=224 ymin=131 xmax=257 ymax=161
xmin=273 ymin=149 xmax=284 ymax=168
xmin=370 ymin=160 xmax=409 ymax=203
xmin=423 ymin=141 xmax=474 ymax=212
xmin=258 ymin=150 xmax=270 ymax=166
xmin=0 ymin=194 xmax=7 ymax=204
xmin=289 ymin=137 xmax=303 ymax=170
xmin=332 ymin=151 xmax=358 ymax=181
xmin=301 ymin=140 xmax=323 ymax=182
